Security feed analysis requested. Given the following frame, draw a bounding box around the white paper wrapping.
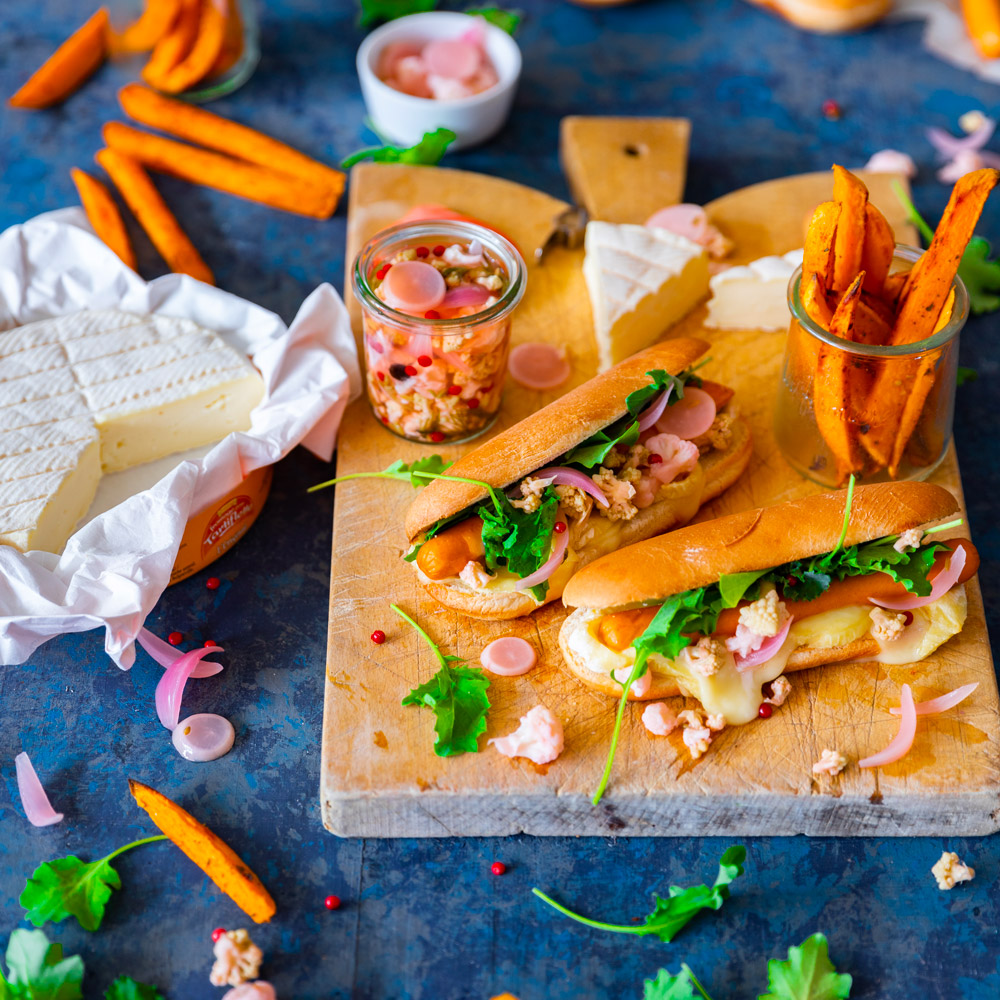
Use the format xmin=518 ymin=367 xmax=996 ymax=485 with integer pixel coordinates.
xmin=893 ymin=0 xmax=1000 ymax=84
xmin=0 ymin=209 xmax=361 ymax=668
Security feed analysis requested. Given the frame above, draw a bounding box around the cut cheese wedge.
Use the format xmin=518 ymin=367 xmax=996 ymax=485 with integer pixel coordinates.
xmin=0 ymin=309 xmax=264 ymax=554
xmin=705 ymin=248 xmax=803 ymax=331
xmin=582 ymin=222 xmax=709 ymax=372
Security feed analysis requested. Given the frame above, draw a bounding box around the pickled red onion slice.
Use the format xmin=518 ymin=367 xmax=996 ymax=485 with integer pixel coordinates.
xmin=137 ymin=628 xmax=222 ymax=679
xmin=15 ymin=752 xmax=64 ymax=827
xmin=729 ymin=617 xmax=792 ymax=671
xmin=442 ymin=284 xmax=492 ymax=310
xmin=654 ymin=387 xmax=716 ymax=440
xmin=508 ymin=342 xmax=571 ymax=390
xmin=646 ymin=203 xmax=710 ymax=242
xmin=533 ymin=466 xmax=609 ymax=507
xmin=860 ymin=684 xmax=916 ymax=768
xmin=424 ymin=38 xmax=480 ymax=80
xmin=890 ymin=682 xmax=978 ymax=717
xmin=636 ymin=385 xmax=674 ymax=431
xmin=155 ymin=645 xmax=224 ymax=731
xmin=927 ymin=119 xmax=995 ymax=159
xmin=381 ymin=260 xmax=446 ymax=313
xmin=870 ymin=545 xmax=966 ymax=611
xmin=516 ymin=525 xmax=569 ymax=591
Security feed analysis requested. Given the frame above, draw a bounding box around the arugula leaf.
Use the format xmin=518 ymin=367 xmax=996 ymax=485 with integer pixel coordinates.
xmin=1 ymin=929 xmax=83 ymax=1000
xmin=309 ymin=459 xmax=495 ymax=502
xmin=466 ymin=6 xmax=522 ymax=33
xmin=341 ymin=128 xmax=457 ymax=168
xmin=358 ymin=0 xmax=437 ymax=28
xmin=760 ymin=933 xmax=852 ymax=1000
xmin=532 ymin=846 xmax=745 ymax=944
xmin=480 ymin=488 xmax=558 ymax=598
xmin=103 ymin=978 xmax=165 ymax=1000
xmin=957 ymin=365 xmax=978 ymax=387
xmin=382 ymin=455 xmax=453 ymax=487
xmin=717 ymin=570 xmax=768 ymax=608
xmin=21 ymin=836 xmax=167 ymax=932
xmin=959 ymin=236 xmax=1000 ymax=315
xmin=645 ymin=965 xmax=714 ymax=1000
xmin=395 ymin=604 xmax=491 ymax=755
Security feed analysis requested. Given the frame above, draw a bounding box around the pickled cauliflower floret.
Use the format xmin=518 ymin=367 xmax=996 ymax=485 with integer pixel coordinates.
xmin=677 ymin=708 xmax=705 ymax=729
xmin=893 ymin=528 xmax=924 ymax=553
xmin=765 ymin=675 xmax=793 ymax=706
xmin=870 ymin=607 xmax=908 ymax=643
xmin=812 ymin=748 xmax=848 ymax=777
xmin=591 ymin=467 xmax=638 ymax=521
xmin=739 ymin=587 xmax=788 ymax=638
xmin=682 ymin=724 xmax=712 ymax=759
xmin=682 ymin=637 xmax=727 ymax=677
xmin=460 ymin=560 xmax=494 ymax=589
xmin=476 ymin=273 xmax=504 ymax=291
xmin=554 ymin=483 xmax=593 ymax=521
xmin=705 ymin=713 xmax=726 ymax=733
xmin=210 ymin=930 xmax=263 ymax=988
xmin=642 ymin=702 xmax=678 ymax=736
xmin=693 ymin=412 xmax=735 ymax=454
xmin=511 ymin=475 xmax=552 ymax=513
xmin=932 ymin=851 xmax=975 ymax=890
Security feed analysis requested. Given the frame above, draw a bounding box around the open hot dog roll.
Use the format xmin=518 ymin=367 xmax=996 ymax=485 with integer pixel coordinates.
xmin=404 ymin=339 xmax=753 ymax=620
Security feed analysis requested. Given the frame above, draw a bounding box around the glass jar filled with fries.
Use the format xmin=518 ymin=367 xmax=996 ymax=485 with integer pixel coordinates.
xmin=775 ymin=245 xmax=968 ymax=489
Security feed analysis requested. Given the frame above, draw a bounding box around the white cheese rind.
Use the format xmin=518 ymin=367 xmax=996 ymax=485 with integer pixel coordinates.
xmin=0 ymin=309 xmax=264 ymax=553
xmin=583 ymin=222 xmax=709 ymax=371
xmin=704 ymin=248 xmax=804 ymax=331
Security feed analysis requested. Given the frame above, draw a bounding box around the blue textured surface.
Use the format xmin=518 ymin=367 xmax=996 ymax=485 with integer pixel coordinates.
xmin=2 ymin=1 xmax=1000 ymax=997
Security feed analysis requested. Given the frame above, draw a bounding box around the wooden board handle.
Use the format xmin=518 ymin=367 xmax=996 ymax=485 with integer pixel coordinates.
xmin=559 ymin=115 xmax=691 ymax=224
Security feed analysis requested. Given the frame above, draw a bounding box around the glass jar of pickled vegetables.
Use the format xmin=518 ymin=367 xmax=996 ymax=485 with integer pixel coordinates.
xmin=353 ymin=220 xmax=526 ymax=444
xmin=774 ymin=245 xmax=968 ymax=489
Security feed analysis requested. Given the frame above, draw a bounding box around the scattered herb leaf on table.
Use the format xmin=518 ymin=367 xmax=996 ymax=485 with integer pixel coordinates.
xmin=644 ymin=965 xmax=713 ymax=1000
xmin=760 ymin=933 xmax=853 ymax=1000
xmin=103 ymin=977 xmax=165 ymax=1000
xmin=358 ymin=0 xmax=437 ymax=28
xmin=341 ymin=128 xmax=457 ymax=168
xmin=0 ymin=928 xmax=84 ymax=1000
xmin=466 ymin=6 xmax=523 ymax=33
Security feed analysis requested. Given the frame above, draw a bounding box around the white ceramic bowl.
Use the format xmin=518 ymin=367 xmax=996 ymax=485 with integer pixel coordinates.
xmin=356 ymin=12 xmax=522 ymax=152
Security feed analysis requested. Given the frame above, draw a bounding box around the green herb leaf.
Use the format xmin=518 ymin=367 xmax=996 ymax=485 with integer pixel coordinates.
xmin=341 ymin=127 xmax=457 ymax=168
xmin=759 ymin=933 xmax=852 ymax=1000
xmin=103 ymin=977 xmax=165 ymax=1000
xmin=383 ymin=455 xmax=453 ymax=487
xmin=959 ymin=236 xmax=1000 ymax=315
xmin=636 ymin=588 xmax=724 ymax=661
xmin=466 ymin=6 xmax=522 ymax=32
xmin=717 ymin=571 xmax=767 ymax=610
xmin=480 ymin=488 xmax=558 ymax=598
xmin=1 ymin=929 xmax=84 ymax=1000
xmin=644 ymin=968 xmax=698 ymax=1000
xmin=394 ymin=604 xmax=491 ymax=755
xmin=957 ymin=365 xmax=978 ymax=387
xmin=358 ymin=0 xmax=437 ymax=28
xmin=20 ymin=836 xmax=166 ymax=932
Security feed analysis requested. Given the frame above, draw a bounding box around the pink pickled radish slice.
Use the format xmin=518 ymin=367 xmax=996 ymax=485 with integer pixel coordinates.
xmin=15 ymin=752 xmax=64 ymax=827
xmin=516 ymin=525 xmax=570 ymax=591
xmin=155 ymin=645 xmax=224 ymax=731
xmin=636 ymin=385 xmax=674 ymax=431
xmin=381 ymin=260 xmax=446 ymax=313
xmin=459 ymin=18 xmax=486 ymax=46
xmin=870 ymin=545 xmax=966 ymax=611
xmin=890 ymin=682 xmax=978 ymax=717
xmin=533 ymin=466 xmax=609 ymax=507
xmin=172 ymin=714 xmax=236 ymax=762
xmin=480 ymin=636 xmax=537 ymax=676
xmin=222 ymin=984 xmax=277 ymax=1000
xmin=137 ymin=628 xmax=222 ymax=679
xmin=508 ymin=342 xmax=571 ymax=390
xmin=646 ymin=203 xmax=710 ymax=242
xmin=728 ymin=617 xmax=793 ymax=671
xmin=860 ymin=684 xmax=917 ymax=768
xmin=377 ymin=40 xmax=423 ymax=78
xmin=654 ymin=386 xmax=717 ymax=440
xmin=423 ymin=38 xmax=481 ymax=80
xmin=442 ymin=284 xmax=492 ymax=310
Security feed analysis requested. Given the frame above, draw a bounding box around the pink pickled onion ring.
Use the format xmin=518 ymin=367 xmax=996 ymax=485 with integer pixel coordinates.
xmin=155 ymin=645 xmax=224 ymax=731
xmin=654 ymin=386 xmax=717 ymax=440
xmin=516 ymin=525 xmax=570 ymax=591
xmin=508 ymin=342 xmax=572 ymax=390
xmin=533 ymin=466 xmax=609 ymax=507
xmin=870 ymin=545 xmax=966 ymax=611
xmin=137 ymin=628 xmax=222 ymax=679
xmin=926 ymin=119 xmax=995 ymax=159
xmin=728 ymin=617 xmax=793 ymax=671
xmin=636 ymin=385 xmax=674 ymax=432
xmin=15 ymin=752 xmax=64 ymax=827
xmin=860 ymin=684 xmax=916 ymax=768
xmin=442 ymin=284 xmax=492 ymax=310
xmin=890 ymin=682 xmax=978 ymax=717
xmin=480 ymin=636 xmax=537 ymax=676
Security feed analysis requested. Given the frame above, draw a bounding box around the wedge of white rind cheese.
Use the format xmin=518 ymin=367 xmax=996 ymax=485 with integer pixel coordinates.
xmin=704 ymin=248 xmax=804 ymax=331
xmin=0 ymin=309 xmax=264 ymax=554
xmin=583 ymin=222 xmax=710 ymax=372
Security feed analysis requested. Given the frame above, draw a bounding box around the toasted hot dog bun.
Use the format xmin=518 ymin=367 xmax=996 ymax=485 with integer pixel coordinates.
xmin=746 ymin=0 xmax=890 ymax=33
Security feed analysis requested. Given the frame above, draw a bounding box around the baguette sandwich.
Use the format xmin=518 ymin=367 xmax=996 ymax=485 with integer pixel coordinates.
xmin=404 ymin=339 xmax=753 ymax=620
xmin=560 ymin=482 xmax=977 ymax=728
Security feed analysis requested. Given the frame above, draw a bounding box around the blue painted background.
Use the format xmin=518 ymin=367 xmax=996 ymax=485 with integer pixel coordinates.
xmin=2 ymin=0 xmax=1000 ymax=997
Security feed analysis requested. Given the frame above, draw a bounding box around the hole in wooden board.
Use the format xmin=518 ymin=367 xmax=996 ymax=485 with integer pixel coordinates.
xmin=623 ymin=143 xmax=648 ymax=157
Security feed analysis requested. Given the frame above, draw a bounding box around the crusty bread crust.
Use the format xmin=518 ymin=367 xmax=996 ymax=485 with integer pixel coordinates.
xmin=416 ymin=414 xmax=752 ymax=620
xmin=747 ymin=0 xmax=889 ymax=32
xmin=404 ymin=338 xmax=709 ymax=541
xmin=561 ymin=482 xmax=959 ymax=611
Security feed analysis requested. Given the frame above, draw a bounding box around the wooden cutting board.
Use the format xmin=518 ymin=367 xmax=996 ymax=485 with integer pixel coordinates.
xmin=320 ymin=124 xmax=1000 ymax=837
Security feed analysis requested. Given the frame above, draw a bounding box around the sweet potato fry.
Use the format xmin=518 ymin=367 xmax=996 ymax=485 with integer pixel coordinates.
xmin=157 ymin=0 xmax=227 ymax=93
xmin=111 ymin=0 xmax=181 ymax=54
xmin=831 ymin=165 xmax=869 ymax=293
xmin=103 ymin=121 xmax=339 ymax=218
xmin=118 ymin=84 xmax=345 ymax=198
xmin=851 ymin=296 xmax=892 ymax=346
xmin=208 ymin=0 xmax=244 ymax=77
xmin=142 ymin=0 xmax=200 ymax=86
xmin=814 ymin=271 xmax=866 ymax=484
xmin=803 ymin=201 xmax=841 ymax=290
xmin=802 ymin=270 xmax=833 ymax=328
xmin=882 ymin=269 xmax=908 ymax=310
xmin=96 ymin=148 xmax=214 ymax=284
xmin=961 ymin=0 xmax=1000 ymax=58
xmin=129 ymin=779 xmax=276 ymax=923
xmin=890 ymin=348 xmax=948 ymax=476
xmin=9 ymin=9 xmax=109 ymax=109
xmin=70 ymin=167 xmax=137 ymax=271
xmin=860 ymin=203 xmax=894 ymax=296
